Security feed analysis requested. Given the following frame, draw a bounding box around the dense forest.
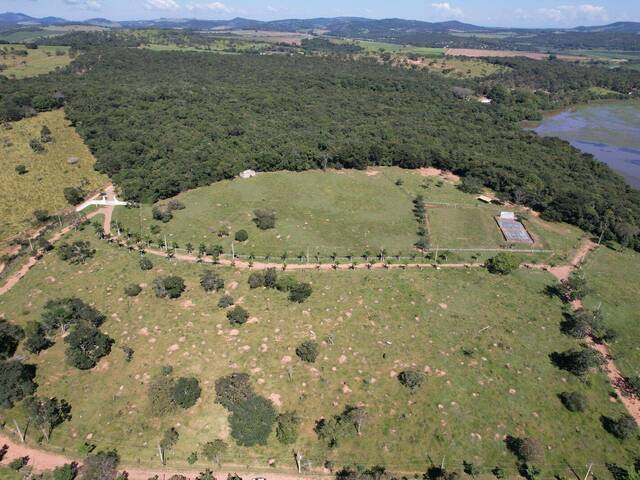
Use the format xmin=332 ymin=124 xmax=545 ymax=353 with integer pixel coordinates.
xmin=1 ymin=46 xmax=640 ymax=249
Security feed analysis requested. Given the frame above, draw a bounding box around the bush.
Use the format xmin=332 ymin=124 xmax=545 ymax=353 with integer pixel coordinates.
xmin=217 ymin=295 xmax=234 ymax=309
xmin=276 ymin=275 xmax=298 ymax=292
xmin=152 ymin=206 xmax=173 ymax=223
xmin=167 ymin=199 xmax=185 ymax=211
xmin=214 ymin=373 xmax=255 ymax=411
xmin=63 ymin=186 xmax=84 ymax=206
xmin=200 ymin=271 xmax=224 ymax=292
xmin=124 ymin=283 xmax=142 ymax=297
xmin=235 ymin=230 xmax=248 ymax=242
xmin=24 ymin=321 xmax=52 ymax=354
xmin=289 ymin=282 xmax=312 ymax=303
xmin=41 ymin=297 xmax=106 ymax=332
xmin=53 ymin=463 xmax=77 ymax=480
xmin=558 ymin=391 xmax=587 ymax=412
xmin=458 ymin=176 xmax=484 ymax=194
xmin=228 ymin=396 xmax=277 ymax=446
xmin=57 ymin=241 xmax=96 ymax=264
xmin=33 ymin=209 xmax=49 ymax=223
xmin=81 ymin=450 xmax=119 ymax=480
xmin=201 ymin=439 xmax=227 ymax=464
xmin=264 ymin=268 xmax=278 ymax=288
xmin=296 ymin=340 xmax=319 ymax=363
xmin=153 ymin=276 xmax=186 ymax=299
xmin=64 ymin=323 xmax=113 ymax=370
xmin=507 ymin=436 xmax=544 ymax=464
xmin=397 ymin=370 xmax=425 ymax=390
xmin=15 ymin=164 xmax=27 ymax=175
xmin=227 ymin=306 xmax=249 ymax=326
xmin=148 ymin=373 xmax=177 ymax=416
xmin=139 ymin=256 xmax=154 ymax=271
xmin=29 ymin=139 xmax=44 ymax=153
xmin=248 ymin=272 xmax=265 ymax=289
xmin=602 ymin=415 xmax=638 ymax=440
xmin=173 ymin=377 xmax=201 ymax=409
xmin=550 ymin=348 xmax=603 ymax=376
xmin=276 ymin=411 xmax=300 ymax=445
xmin=253 ymin=209 xmax=276 ymax=230
xmin=486 ymin=253 xmax=521 ymax=274
xmin=8 ymin=457 xmax=28 ymax=470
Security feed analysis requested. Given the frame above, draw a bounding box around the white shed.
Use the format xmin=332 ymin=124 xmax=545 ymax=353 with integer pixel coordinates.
xmin=500 ymin=211 xmax=516 ymax=220
xmin=239 ymin=169 xmax=257 ymax=179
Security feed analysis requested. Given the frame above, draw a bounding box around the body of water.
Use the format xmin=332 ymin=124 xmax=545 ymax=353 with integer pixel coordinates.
xmin=533 ymin=102 xmax=640 ymax=189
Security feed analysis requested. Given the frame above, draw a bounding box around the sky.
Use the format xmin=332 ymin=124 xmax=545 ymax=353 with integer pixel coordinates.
xmin=2 ymin=0 xmax=639 ymax=27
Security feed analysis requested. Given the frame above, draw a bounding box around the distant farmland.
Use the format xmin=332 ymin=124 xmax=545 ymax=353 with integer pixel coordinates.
xmin=445 ymin=48 xmax=586 ymax=61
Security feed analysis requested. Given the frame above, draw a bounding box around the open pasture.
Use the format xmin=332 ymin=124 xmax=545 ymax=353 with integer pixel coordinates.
xmin=113 ymin=168 xmax=584 ymax=263
xmin=0 ymin=110 xmax=108 ymax=244
xmin=0 ymin=44 xmax=71 ymax=79
xmin=0 ymin=226 xmax=637 ymax=478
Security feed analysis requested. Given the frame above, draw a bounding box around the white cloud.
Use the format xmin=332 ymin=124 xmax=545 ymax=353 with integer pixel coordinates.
xmin=144 ymin=0 xmax=181 ymax=10
xmin=430 ymin=2 xmax=463 ymax=17
xmin=538 ymin=4 xmax=608 ymax=23
xmin=63 ymin=0 xmax=101 ymax=11
xmin=184 ymin=1 xmax=232 ymax=12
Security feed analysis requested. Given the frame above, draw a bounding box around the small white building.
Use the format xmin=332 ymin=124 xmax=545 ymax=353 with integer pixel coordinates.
xmin=500 ymin=211 xmax=516 ymax=220
xmin=478 ymin=96 xmax=492 ymax=104
xmin=239 ymin=169 xmax=257 ymax=179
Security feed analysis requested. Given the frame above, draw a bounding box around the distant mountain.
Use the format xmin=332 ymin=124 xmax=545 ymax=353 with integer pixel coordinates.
xmin=572 ymin=22 xmax=640 ymax=34
xmin=0 ymin=11 xmax=638 ymax=35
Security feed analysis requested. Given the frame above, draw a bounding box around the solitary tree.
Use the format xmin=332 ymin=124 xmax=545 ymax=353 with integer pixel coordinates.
xmin=201 ymin=439 xmax=227 ymax=466
xmin=23 ymin=395 xmax=72 ymax=442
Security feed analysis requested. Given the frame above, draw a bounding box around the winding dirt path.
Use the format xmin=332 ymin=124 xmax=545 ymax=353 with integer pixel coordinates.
xmin=0 ymin=433 xmax=324 ymax=480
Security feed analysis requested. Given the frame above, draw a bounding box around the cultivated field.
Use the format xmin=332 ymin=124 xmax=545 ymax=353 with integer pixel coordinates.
xmin=0 ymin=110 xmax=108 ymax=244
xmin=356 ymin=40 xmax=444 ymax=57
xmin=445 ymin=48 xmax=586 ymax=61
xmin=583 ymin=246 xmax=640 ymax=381
xmin=113 ymin=168 xmax=584 ymax=263
xmin=0 ymin=44 xmax=71 ymax=79
xmin=0 ymin=226 xmax=637 ymax=478
xmin=404 ymin=56 xmax=507 ymax=78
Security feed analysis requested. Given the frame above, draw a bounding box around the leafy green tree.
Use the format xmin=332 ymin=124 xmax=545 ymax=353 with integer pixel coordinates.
xmin=200 ymin=271 xmax=224 ymax=292
xmin=24 ymin=321 xmax=52 ymax=354
xmin=227 ymin=306 xmax=249 ymax=326
xmin=201 ymin=439 xmax=227 ymax=465
xmin=275 ymin=411 xmax=299 ymax=445
xmin=153 ymin=276 xmax=186 ymax=299
xmin=63 ymin=187 xmax=84 ymax=206
xmin=41 ymin=297 xmax=106 ymax=334
xmin=124 ymin=284 xmax=142 ymax=297
xmin=264 ymin=268 xmax=278 ymax=288
xmin=486 ymin=253 xmax=521 ymax=274
xmin=602 ymin=415 xmax=638 ymax=440
xmin=228 ymin=396 xmax=277 ymax=447
xmin=23 ymin=395 xmax=72 ymax=441
xmin=234 ymin=230 xmax=248 ymax=242
xmin=159 ymin=427 xmax=179 ymax=465
xmin=248 ymin=272 xmax=265 ymax=289
xmin=57 ymin=241 xmax=96 ymax=264
xmin=558 ymin=391 xmax=587 ymax=412
xmin=53 ymin=463 xmax=77 ymax=480
xmin=64 ymin=324 xmax=113 ymax=370
xmin=173 ymin=377 xmax=201 ymax=409
xmin=217 ymin=295 xmax=234 ymax=309
xmin=253 ymin=209 xmax=276 ymax=230
xmin=80 ymin=450 xmax=119 ymax=480
xmin=0 ymin=360 xmax=37 ymax=408
xmin=0 ymin=319 xmax=24 ymax=360
xmin=33 ymin=209 xmax=50 ymax=223
xmin=296 ymin=340 xmax=319 ymax=363
xmin=139 ymin=256 xmax=154 ymax=271
xmin=550 ymin=348 xmax=603 ymax=376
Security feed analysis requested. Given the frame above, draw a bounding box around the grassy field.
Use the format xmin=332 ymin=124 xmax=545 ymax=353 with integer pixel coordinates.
xmin=0 ymin=110 xmax=108 ymax=244
xmin=413 ymin=56 xmax=507 ymax=79
xmin=582 ymin=246 xmax=640 ymax=380
xmin=113 ymin=168 xmax=584 ymax=263
xmin=0 ymin=226 xmax=637 ymax=478
xmin=357 ymin=40 xmax=444 ymax=57
xmin=0 ymin=44 xmax=71 ymax=79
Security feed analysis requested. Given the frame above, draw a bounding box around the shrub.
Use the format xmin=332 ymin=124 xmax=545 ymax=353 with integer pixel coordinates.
xmin=486 ymin=253 xmax=520 ymax=274
xmin=397 ymin=370 xmax=425 ymax=390
xmin=187 ymin=452 xmax=198 ymax=465
xmin=201 ymin=439 xmax=227 ymax=464
xmin=0 ymin=360 xmax=37 ymax=408
xmin=227 ymin=306 xmax=249 ymax=326
xmin=253 ymin=209 xmax=276 ymax=230
xmin=173 ymin=377 xmax=201 ymax=409
xmin=53 ymin=463 xmax=77 ymax=480
xmin=33 ymin=209 xmax=49 ymax=223
xmin=214 ymin=373 xmax=254 ymax=411
xmin=228 ymin=396 xmax=277 ymax=446
xmin=167 ymin=199 xmax=185 ymax=211
xmin=0 ymin=319 xmax=24 ymax=360
xmin=276 ymin=411 xmax=299 ymax=445
xmin=139 ymin=256 xmax=154 ymax=271
xmin=148 ymin=373 xmax=177 ymax=416
xmin=558 ymin=391 xmax=587 ymax=412
xmin=276 ymin=275 xmax=297 ymax=292
xmin=234 ymin=230 xmax=248 ymax=242
xmin=602 ymin=415 xmax=638 ymax=440
xmin=152 ymin=206 xmax=173 ymax=223
xmin=124 ymin=283 xmax=142 ymax=297
xmin=200 ymin=271 xmax=224 ymax=292
xmin=29 ymin=139 xmax=44 ymax=153
xmin=40 ymin=125 xmax=52 ymax=143
xmin=507 ymin=436 xmax=544 ymax=464
xmin=217 ymin=295 xmax=234 ymax=309
xmin=41 ymin=297 xmax=106 ymax=333
xmin=296 ymin=340 xmax=319 ymax=363
xmin=15 ymin=164 xmax=27 ymax=175
xmin=8 ymin=457 xmax=28 ymax=470
xmin=550 ymin=348 xmax=603 ymax=376
xmin=57 ymin=241 xmax=95 ymax=264
xmin=63 ymin=186 xmax=84 ymax=206
xmin=264 ymin=268 xmax=278 ymax=288
xmin=64 ymin=324 xmax=113 ymax=370
xmin=248 ymin=272 xmax=265 ymax=289
xmin=153 ymin=276 xmax=186 ymax=299
xmin=289 ymin=282 xmax=312 ymax=303
xmin=81 ymin=450 xmax=119 ymax=480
